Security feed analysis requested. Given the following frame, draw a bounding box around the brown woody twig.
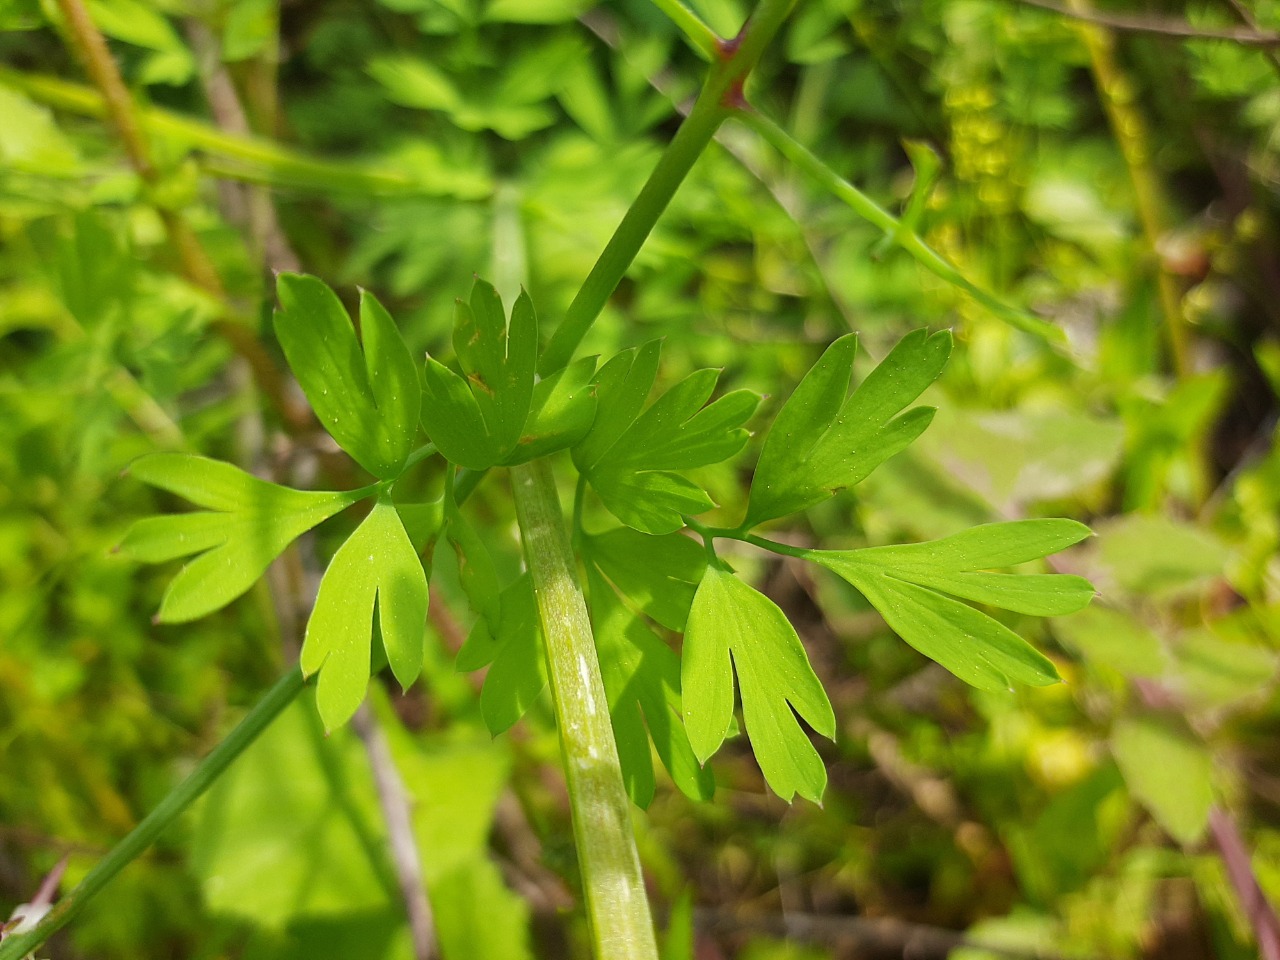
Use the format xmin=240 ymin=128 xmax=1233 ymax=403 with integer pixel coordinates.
xmin=1013 ymin=0 xmax=1280 ymax=45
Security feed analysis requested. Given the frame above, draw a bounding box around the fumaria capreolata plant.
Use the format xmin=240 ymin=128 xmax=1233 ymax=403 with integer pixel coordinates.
xmin=0 ymin=1 xmax=1097 ymax=958
xmin=110 ymin=273 xmax=1094 ymax=957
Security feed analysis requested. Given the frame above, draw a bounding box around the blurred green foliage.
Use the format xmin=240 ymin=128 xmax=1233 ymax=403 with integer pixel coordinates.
xmin=2 ymin=0 xmax=1280 ymax=957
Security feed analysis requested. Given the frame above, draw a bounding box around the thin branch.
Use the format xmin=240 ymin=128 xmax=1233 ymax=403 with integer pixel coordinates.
xmin=1011 ymin=0 xmax=1280 ymax=45
xmin=184 ymin=18 xmax=301 ymax=274
xmin=585 ymin=5 xmax=1067 ymax=344
xmin=740 ymin=108 xmax=1067 ymax=343
xmin=539 ymin=0 xmax=802 ymax=374
xmin=50 ymin=0 xmax=152 ymax=177
xmin=351 ymin=706 xmax=439 ymax=960
xmin=1209 ymin=808 xmax=1280 ymax=960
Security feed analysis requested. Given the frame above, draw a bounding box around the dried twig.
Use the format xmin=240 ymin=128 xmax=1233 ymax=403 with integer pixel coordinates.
xmin=1012 ymin=0 xmax=1280 ymax=45
xmin=351 ymin=706 xmax=439 ymax=960
xmin=184 ymin=19 xmax=301 ymax=274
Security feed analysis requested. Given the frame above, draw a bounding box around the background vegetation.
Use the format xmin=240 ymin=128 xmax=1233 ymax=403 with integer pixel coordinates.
xmin=2 ymin=0 xmax=1279 ymax=957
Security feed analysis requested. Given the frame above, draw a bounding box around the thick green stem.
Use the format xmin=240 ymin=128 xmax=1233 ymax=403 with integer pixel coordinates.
xmin=539 ymin=0 xmax=799 ymax=375
xmin=0 ymin=668 xmax=306 ymax=960
xmin=510 ymin=459 xmax=657 ymax=959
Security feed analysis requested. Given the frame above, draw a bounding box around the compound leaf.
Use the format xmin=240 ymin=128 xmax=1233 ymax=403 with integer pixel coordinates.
xmin=118 ymin=454 xmax=373 ymax=623
xmin=587 ymin=565 xmax=714 ymax=807
xmin=360 ymin=289 xmax=423 ymax=464
xmin=746 ymin=330 xmax=950 ymax=528
xmin=505 ymin=355 xmax=598 ymax=464
xmin=576 ymin=346 xmax=758 ymax=534
xmin=806 ymin=520 xmax=1092 ymax=691
xmin=301 ymin=496 xmax=429 ymax=731
xmin=422 ymin=279 xmax=538 ymax=469
xmin=422 ymin=357 xmax=491 ymax=469
xmin=445 ymin=499 xmax=503 ymax=632
xmin=585 ymin=526 xmax=705 ymax=632
xmin=573 ymin=341 xmax=661 ymax=473
xmin=456 ymin=575 xmax=547 ymax=734
xmin=682 ymin=566 xmax=835 ymax=804
xmin=274 ymin=274 xmax=421 ymax=479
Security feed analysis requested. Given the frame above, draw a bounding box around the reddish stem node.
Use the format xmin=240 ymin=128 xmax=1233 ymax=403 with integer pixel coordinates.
xmin=722 ymin=76 xmax=748 ymax=111
xmin=716 ymin=28 xmax=743 ymax=59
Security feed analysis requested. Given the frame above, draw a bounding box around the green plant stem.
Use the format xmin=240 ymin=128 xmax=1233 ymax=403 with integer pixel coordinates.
xmin=687 ymin=518 xmax=812 ymax=561
xmin=640 ymin=0 xmax=1063 ymax=345
xmin=403 ymin=443 xmax=438 ymax=472
xmin=510 ymin=459 xmax=658 ymax=959
xmin=0 ymin=667 xmax=306 ymax=960
xmin=648 ymin=0 xmax=721 ymax=57
xmin=738 ymin=109 xmax=1066 ymax=344
xmin=539 ymin=0 xmax=800 ymax=375
xmin=0 ymin=68 xmax=439 ymax=198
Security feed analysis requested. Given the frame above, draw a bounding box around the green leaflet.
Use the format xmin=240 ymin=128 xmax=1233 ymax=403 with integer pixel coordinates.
xmin=504 ymin=355 xmax=598 ymax=465
xmin=573 ymin=341 xmax=661 ymax=472
xmin=301 ymin=496 xmax=430 ymax=731
xmin=455 ymin=575 xmax=547 ymax=735
xmin=273 ymin=274 xmax=422 ymax=479
xmin=745 ymin=330 xmax=951 ymax=528
xmin=420 ymin=279 xmax=538 ymax=469
xmin=573 ymin=343 xmax=759 ymax=534
xmin=584 ymin=525 xmax=705 ymax=632
xmin=445 ymin=498 xmax=503 ymax=632
xmin=682 ymin=566 xmax=835 ymax=804
xmin=118 ymin=454 xmax=373 ymax=623
xmin=396 ymin=498 xmax=446 ymax=556
xmin=586 ymin=565 xmax=715 ymax=807
xmin=805 ymin=520 xmax=1094 ymax=691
